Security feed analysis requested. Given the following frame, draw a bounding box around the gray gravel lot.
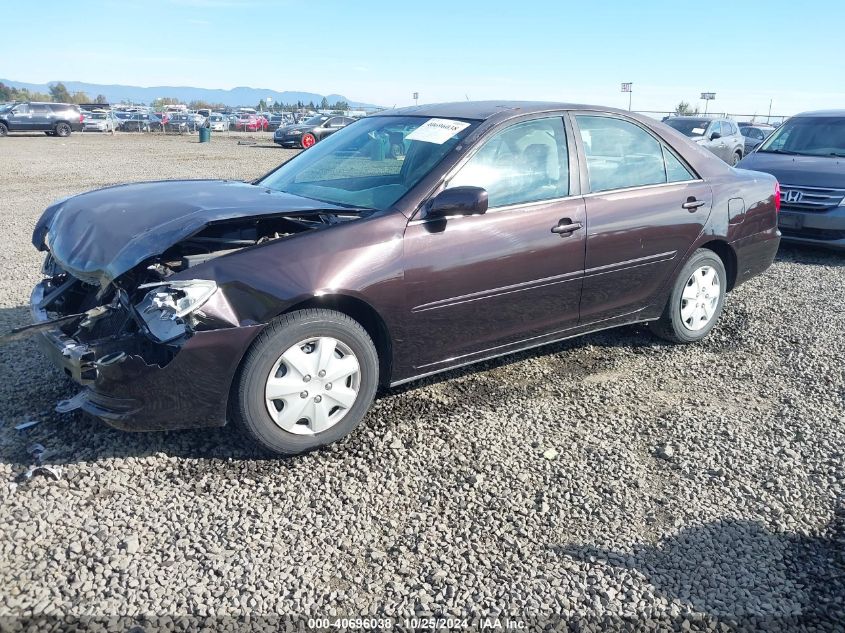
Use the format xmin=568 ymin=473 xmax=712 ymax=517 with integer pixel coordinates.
xmin=1 ymin=132 xmax=843 ymax=630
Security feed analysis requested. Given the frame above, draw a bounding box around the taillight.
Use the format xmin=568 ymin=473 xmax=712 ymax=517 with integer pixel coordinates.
xmin=79 ymin=114 xmax=84 ymax=123
xmin=774 ymin=182 xmax=781 ymax=213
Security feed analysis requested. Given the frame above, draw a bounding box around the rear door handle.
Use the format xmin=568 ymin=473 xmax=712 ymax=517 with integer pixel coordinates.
xmin=682 ymin=197 xmax=707 ymax=211
xmin=551 ymin=219 xmax=583 ymax=235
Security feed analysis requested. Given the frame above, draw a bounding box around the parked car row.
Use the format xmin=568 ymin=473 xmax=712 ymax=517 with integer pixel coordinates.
xmin=0 ymin=100 xmax=350 ymax=138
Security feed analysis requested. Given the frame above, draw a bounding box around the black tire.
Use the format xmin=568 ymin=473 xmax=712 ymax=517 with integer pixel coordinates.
xmin=55 ymin=122 xmax=71 ymax=137
xmin=649 ymin=249 xmax=727 ymax=344
xmin=231 ymin=309 xmax=379 ymax=455
xmin=731 ymin=150 xmax=742 ymax=166
xmin=0 ymin=122 xmax=7 ymax=137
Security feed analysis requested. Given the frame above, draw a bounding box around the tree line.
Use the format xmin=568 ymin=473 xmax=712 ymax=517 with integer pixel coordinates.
xmin=1 ymin=83 xmax=352 ymax=112
xmin=0 ymin=82 xmax=107 ymax=105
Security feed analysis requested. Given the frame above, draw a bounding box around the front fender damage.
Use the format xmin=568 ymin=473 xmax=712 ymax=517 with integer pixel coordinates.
xmin=18 ymin=271 xmax=266 ymax=431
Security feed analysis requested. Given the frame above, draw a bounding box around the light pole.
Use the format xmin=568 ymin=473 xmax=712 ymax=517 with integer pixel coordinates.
xmin=701 ymin=92 xmax=716 ymax=115
xmin=621 ymin=83 xmax=632 ymax=111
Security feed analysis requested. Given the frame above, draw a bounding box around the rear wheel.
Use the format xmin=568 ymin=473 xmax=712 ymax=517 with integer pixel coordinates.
xmin=55 ymin=122 xmax=71 ymax=137
xmin=301 ymin=133 xmax=316 ymax=149
xmin=0 ymin=122 xmax=7 ymax=137
xmin=650 ymin=249 xmax=727 ymax=343
xmin=232 ymin=309 xmax=379 ymax=455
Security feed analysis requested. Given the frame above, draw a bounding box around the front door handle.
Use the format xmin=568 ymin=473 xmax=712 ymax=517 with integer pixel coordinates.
xmin=551 ymin=219 xmax=583 ymax=235
xmin=682 ymin=197 xmax=707 ymax=211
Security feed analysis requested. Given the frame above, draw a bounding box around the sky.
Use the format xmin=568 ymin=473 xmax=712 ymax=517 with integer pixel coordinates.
xmin=2 ymin=0 xmax=844 ymax=116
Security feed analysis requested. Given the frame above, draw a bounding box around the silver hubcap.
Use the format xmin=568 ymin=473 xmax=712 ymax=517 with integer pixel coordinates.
xmin=680 ymin=265 xmax=720 ymax=332
xmin=264 ymin=337 xmax=360 ymax=435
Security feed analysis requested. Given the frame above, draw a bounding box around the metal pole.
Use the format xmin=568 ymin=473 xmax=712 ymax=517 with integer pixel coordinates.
xmin=704 ymin=99 xmax=708 ymax=115
xmin=767 ymin=99 xmax=772 ymax=124
xmin=628 ymin=90 xmax=632 ymax=112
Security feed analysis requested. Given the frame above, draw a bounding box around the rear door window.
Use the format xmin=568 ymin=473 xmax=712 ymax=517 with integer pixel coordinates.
xmin=576 ymin=115 xmax=668 ymax=192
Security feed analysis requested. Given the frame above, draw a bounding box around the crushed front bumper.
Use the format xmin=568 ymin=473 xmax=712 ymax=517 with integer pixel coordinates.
xmin=30 ymin=281 xmax=264 ymax=431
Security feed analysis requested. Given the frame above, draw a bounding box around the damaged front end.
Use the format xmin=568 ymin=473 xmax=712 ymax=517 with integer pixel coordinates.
xmin=18 ymin=205 xmax=356 ymax=431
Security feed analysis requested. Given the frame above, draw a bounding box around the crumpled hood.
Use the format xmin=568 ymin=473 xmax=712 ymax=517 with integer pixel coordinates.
xmin=737 ymin=152 xmax=845 ymax=188
xmin=33 ymin=179 xmax=347 ymax=287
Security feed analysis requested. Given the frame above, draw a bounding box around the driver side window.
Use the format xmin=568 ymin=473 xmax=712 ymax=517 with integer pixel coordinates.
xmin=447 ymin=117 xmax=569 ymax=208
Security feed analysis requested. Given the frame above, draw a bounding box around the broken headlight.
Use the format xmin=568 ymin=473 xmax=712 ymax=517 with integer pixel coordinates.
xmin=135 ymin=280 xmax=217 ymax=343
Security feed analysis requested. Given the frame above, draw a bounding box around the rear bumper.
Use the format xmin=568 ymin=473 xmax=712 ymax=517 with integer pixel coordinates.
xmin=778 ymin=205 xmax=845 ymax=250
xmin=30 ymin=281 xmax=264 ymax=431
xmin=731 ymin=226 xmax=781 ymax=288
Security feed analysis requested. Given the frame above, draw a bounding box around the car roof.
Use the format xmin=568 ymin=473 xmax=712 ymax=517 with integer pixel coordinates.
xmin=28 ymin=101 xmax=78 ymax=107
xmin=375 ymin=100 xmax=633 ymax=122
xmin=791 ymin=109 xmax=845 ymax=118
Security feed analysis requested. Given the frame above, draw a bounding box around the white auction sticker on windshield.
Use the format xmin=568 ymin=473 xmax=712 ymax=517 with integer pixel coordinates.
xmin=692 ymin=127 xmax=706 ymax=135
xmin=406 ymin=118 xmax=470 ymax=144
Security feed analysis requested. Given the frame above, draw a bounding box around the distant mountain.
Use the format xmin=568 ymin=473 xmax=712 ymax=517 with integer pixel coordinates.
xmin=0 ymin=79 xmax=379 ymax=109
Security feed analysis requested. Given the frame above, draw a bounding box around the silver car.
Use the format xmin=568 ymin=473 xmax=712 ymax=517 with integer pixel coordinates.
xmin=207 ymin=113 xmax=229 ymax=132
xmin=664 ymin=117 xmax=745 ymax=165
xmin=82 ymin=111 xmax=117 ymax=133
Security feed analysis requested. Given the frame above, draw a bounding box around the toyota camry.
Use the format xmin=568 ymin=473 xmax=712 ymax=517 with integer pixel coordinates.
xmin=13 ymin=101 xmax=781 ymax=455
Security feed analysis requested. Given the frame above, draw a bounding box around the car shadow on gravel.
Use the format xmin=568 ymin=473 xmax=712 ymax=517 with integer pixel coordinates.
xmin=385 ymin=323 xmax=664 ymax=400
xmin=1 ymin=302 xmax=661 ymax=468
xmin=556 ymin=503 xmax=845 ymax=625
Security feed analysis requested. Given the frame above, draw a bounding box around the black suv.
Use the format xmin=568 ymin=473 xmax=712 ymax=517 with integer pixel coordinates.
xmin=0 ymin=102 xmax=84 ymax=137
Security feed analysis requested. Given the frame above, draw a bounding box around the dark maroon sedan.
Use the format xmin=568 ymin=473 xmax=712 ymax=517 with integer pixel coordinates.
xmin=18 ymin=102 xmax=780 ymax=454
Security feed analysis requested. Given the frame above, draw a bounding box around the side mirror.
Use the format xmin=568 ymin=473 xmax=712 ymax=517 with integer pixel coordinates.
xmin=424 ymin=186 xmax=488 ymax=219
xmin=710 ymin=131 xmax=721 ymax=140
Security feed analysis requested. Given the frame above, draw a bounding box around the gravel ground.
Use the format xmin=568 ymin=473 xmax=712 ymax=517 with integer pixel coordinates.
xmin=0 ymin=133 xmax=843 ymax=631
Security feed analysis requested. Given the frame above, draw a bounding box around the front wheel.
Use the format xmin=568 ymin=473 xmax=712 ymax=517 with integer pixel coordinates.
xmin=301 ymin=133 xmax=316 ymax=149
xmin=232 ymin=309 xmax=379 ymax=455
xmin=731 ymin=151 xmax=742 ymax=166
xmin=0 ymin=122 xmax=8 ymax=137
xmin=55 ymin=122 xmax=72 ymax=137
xmin=649 ymin=249 xmax=727 ymax=344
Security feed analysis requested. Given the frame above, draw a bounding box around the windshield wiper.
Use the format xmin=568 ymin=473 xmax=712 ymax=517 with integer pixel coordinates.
xmin=758 ymin=149 xmax=802 ymax=155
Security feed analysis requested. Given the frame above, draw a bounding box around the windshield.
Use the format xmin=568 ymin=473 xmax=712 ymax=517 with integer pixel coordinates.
xmin=664 ymin=118 xmax=711 ymax=137
xmin=758 ymin=117 xmax=845 ymax=156
xmin=259 ymin=115 xmax=479 ymax=211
